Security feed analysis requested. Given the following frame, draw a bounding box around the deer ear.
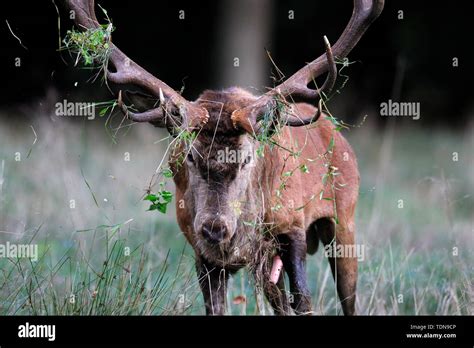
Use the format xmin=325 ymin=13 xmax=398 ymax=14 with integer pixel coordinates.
xmin=123 ymin=90 xmax=160 ymax=112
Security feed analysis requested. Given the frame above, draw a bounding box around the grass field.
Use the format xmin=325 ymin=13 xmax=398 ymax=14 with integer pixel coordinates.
xmin=0 ymin=108 xmax=472 ymax=315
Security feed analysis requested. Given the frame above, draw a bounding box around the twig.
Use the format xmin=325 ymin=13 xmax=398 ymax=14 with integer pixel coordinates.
xmin=51 ymin=0 xmax=62 ymax=50
xmin=5 ymin=20 xmax=28 ymax=50
xmin=26 ymin=125 xmax=38 ymax=159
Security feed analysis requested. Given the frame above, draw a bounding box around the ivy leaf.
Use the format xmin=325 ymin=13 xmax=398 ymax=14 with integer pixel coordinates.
xmin=162 ymin=168 xmax=173 ymax=178
xmin=148 ymin=203 xmax=159 ymax=211
xmin=145 ymin=189 xmax=173 ymax=214
xmin=144 ymin=194 xmax=158 ymax=202
xmin=156 ymin=203 xmax=167 ymax=214
xmin=148 ymin=202 xmax=167 ymax=213
xmin=161 ymin=190 xmax=173 ymax=203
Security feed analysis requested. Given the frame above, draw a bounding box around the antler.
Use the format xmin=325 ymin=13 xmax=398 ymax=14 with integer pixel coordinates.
xmin=231 ymin=0 xmax=385 ymax=134
xmin=65 ymin=0 xmax=209 ymax=130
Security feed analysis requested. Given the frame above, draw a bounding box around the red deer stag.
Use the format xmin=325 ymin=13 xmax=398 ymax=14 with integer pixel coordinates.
xmin=65 ymin=0 xmax=384 ymax=315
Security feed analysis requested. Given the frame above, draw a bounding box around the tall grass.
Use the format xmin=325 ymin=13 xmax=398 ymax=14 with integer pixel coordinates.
xmin=0 ymin=107 xmax=472 ymax=315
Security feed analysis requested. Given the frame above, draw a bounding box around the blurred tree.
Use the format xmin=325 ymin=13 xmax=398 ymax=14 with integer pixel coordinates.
xmin=215 ymin=0 xmax=274 ymax=92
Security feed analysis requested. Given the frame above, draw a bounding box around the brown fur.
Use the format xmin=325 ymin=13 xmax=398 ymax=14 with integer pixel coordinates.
xmin=170 ymin=87 xmax=359 ymax=315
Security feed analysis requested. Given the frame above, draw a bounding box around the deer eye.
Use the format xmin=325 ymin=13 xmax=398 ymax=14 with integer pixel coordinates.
xmin=186 ymin=152 xmax=195 ymax=164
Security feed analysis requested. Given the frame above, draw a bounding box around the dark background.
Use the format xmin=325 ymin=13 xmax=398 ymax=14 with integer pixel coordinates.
xmin=1 ymin=0 xmax=473 ymax=127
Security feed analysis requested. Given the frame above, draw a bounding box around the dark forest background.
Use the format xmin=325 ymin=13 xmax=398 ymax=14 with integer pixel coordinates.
xmin=1 ymin=0 xmax=473 ymax=128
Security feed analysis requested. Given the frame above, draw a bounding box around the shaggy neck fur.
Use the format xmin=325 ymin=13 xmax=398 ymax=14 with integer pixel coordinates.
xmin=173 ymin=87 xmax=271 ymax=269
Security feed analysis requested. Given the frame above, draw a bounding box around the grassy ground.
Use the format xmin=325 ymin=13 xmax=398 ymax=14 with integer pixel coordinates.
xmin=0 ymin=109 xmax=472 ymax=315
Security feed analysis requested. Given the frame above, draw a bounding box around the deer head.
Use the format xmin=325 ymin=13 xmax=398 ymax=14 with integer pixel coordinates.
xmin=65 ymin=0 xmax=384 ymax=248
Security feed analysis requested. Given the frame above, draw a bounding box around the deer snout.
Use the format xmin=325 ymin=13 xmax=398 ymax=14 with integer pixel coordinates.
xmin=200 ymin=220 xmax=229 ymax=245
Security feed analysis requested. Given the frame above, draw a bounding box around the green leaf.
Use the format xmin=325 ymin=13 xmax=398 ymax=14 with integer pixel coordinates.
xmin=148 ymin=203 xmax=159 ymax=211
xmin=148 ymin=202 xmax=166 ymax=213
xmin=326 ymin=115 xmax=341 ymax=127
xmin=300 ymin=164 xmax=309 ymax=174
xmin=328 ymin=137 xmax=335 ymax=152
xmin=99 ymin=107 xmax=109 ymax=117
xmin=144 ymin=194 xmax=158 ymax=202
xmin=162 ymin=168 xmax=173 ymax=178
xmin=145 ymin=189 xmax=173 ymax=214
xmin=84 ymin=54 xmax=92 ymax=66
xmin=156 ymin=203 xmax=167 ymax=214
xmin=160 ymin=191 xmax=173 ymax=203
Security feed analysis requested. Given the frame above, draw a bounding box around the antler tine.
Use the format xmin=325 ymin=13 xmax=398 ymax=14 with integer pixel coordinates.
xmin=65 ymin=0 xmax=209 ymax=130
xmin=267 ymin=36 xmax=337 ymax=127
xmin=231 ymin=0 xmax=384 ymax=134
xmin=230 ymin=36 xmax=337 ymax=133
xmin=275 ymin=0 xmax=385 ymax=103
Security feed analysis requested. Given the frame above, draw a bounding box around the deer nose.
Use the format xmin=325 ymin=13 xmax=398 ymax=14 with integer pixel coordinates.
xmin=201 ymin=221 xmax=228 ymax=245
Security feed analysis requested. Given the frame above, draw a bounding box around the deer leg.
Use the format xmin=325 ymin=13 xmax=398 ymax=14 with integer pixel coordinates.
xmin=196 ymin=257 xmax=229 ymax=315
xmin=278 ymin=231 xmax=312 ymax=315
xmin=263 ymin=271 xmax=291 ymax=315
xmin=318 ymin=218 xmax=358 ymax=315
